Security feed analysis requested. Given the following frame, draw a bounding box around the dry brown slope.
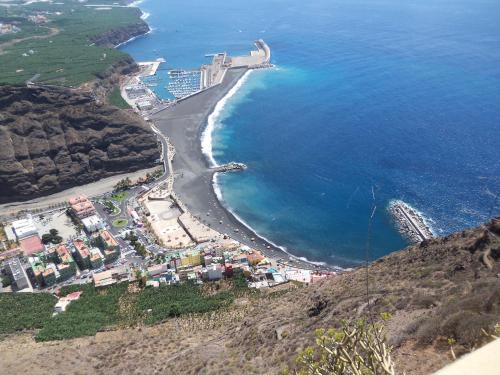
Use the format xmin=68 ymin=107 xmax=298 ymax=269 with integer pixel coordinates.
xmin=1 ymin=218 xmax=499 ymax=375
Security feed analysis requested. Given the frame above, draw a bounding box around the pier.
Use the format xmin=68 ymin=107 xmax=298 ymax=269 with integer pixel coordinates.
xmin=389 ymin=200 xmax=434 ymax=242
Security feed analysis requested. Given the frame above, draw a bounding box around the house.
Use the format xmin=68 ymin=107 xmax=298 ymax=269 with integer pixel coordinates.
xmin=42 ymin=264 xmax=58 ymax=286
xmin=54 ymin=291 xmax=82 ymax=313
xmin=93 ymin=267 xmax=129 ymax=288
xmin=179 ymin=251 xmax=202 ymax=267
xmin=69 ymin=196 xmax=96 ymax=219
xmin=81 ymin=215 xmax=104 ymax=233
xmin=203 ymin=264 xmax=223 ymax=281
xmin=147 ymin=263 xmax=170 ymax=278
xmin=73 ymin=239 xmax=91 ymax=269
xmin=89 ymin=247 xmax=104 ymax=270
xmin=97 ymin=230 xmax=120 ymax=264
xmin=53 ymin=244 xmax=77 ymax=280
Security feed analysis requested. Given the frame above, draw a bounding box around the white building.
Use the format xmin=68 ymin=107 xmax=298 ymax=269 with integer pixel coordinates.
xmin=12 ymin=217 xmax=38 ymax=240
xmin=206 ymin=264 xmax=223 ymax=281
xmin=81 ymin=215 xmax=104 ymax=233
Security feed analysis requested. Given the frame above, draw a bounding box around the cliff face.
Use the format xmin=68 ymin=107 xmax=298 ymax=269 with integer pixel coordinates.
xmin=90 ymin=20 xmax=150 ymax=48
xmin=0 ymin=85 xmax=160 ymax=203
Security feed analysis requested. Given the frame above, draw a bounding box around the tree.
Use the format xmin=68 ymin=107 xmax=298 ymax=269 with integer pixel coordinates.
xmin=52 ymin=235 xmax=63 ymax=244
xmin=49 ymin=229 xmax=59 ymax=237
xmin=41 ymin=233 xmax=53 ymax=245
xmin=291 ymin=319 xmax=396 ymax=375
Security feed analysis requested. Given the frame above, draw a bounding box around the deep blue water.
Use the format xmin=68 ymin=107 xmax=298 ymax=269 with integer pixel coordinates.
xmin=123 ymin=0 xmax=500 ymax=267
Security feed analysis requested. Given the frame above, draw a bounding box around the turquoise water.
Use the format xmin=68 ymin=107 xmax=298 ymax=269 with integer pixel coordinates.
xmin=123 ymin=0 xmax=500 ymax=266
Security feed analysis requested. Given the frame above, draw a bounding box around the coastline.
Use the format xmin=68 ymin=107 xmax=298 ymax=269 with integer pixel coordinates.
xmin=150 ymin=70 xmax=339 ymax=271
xmin=125 ymin=1 xmax=339 ymax=271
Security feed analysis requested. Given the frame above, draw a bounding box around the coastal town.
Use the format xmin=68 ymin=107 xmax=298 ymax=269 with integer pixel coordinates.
xmin=0 ymin=36 xmax=431 ymax=300
xmin=0 ymin=36 xmax=343 ymax=303
xmin=1 ymin=178 xmax=335 ymax=296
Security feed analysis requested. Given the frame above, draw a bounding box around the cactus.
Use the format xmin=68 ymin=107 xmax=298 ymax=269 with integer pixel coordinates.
xmin=292 ymin=319 xmax=396 ymax=375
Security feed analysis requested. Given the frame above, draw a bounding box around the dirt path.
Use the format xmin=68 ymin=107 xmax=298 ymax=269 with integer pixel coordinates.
xmin=0 ymin=27 xmax=60 ymax=55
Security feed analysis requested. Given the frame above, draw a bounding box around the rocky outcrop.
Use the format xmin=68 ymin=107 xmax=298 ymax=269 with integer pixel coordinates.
xmin=0 ymin=85 xmax=160 ymax=203
xmin=90 ymin=18 xmax=150 ymax=48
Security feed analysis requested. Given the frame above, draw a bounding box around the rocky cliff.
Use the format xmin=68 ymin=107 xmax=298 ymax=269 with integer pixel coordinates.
xmin=90 ymin=19 xmax=150 ymax=48
xmin=0 ymin=85 xmax=160 ymax=203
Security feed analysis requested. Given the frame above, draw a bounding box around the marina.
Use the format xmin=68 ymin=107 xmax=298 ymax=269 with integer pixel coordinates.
xmin=121 ymin=40 xmax=272 ymax=113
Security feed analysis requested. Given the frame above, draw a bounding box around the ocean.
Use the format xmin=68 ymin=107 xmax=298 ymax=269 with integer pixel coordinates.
xmin=122 ymin=0 xmax=500 ymax=267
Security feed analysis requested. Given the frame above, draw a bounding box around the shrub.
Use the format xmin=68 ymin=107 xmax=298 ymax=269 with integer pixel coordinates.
xmin=291 ymin=320 xmax=396 ymax=375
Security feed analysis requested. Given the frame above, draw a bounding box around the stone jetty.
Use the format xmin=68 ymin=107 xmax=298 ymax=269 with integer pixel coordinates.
xmin=211 ymin=162 xmax=247 ymax=173
xmin=388 ymin=200 xmax=434 ymax=242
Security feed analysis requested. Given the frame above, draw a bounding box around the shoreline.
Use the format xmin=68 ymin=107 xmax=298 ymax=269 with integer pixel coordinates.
xmin=126 ymin=1 xmax=340 ymax=271
xmin=150 ymin=70 xmax=340 ymax=272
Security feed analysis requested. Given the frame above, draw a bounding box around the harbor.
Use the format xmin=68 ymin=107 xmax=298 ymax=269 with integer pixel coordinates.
xmin=389 ymin=200 xmax=434 ymax=242
xmin=121 ymin=40 xmax=272 ymax=113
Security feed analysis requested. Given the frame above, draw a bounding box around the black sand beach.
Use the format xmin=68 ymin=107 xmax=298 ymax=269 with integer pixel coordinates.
xmin=151 ymin=69 xmax=337 ymax=271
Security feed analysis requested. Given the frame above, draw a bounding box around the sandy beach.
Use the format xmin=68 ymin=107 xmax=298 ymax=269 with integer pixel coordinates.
xmin=151 ymin=69 xmax=337 ymax=271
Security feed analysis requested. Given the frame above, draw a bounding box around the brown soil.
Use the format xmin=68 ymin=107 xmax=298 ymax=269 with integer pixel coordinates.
xmin=1 ymin=218 xmax=499 ymax=374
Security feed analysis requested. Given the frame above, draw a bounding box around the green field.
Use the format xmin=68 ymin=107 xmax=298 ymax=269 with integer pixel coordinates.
xmin=0 ymin=293 xmax=57 ymax=335
xmin=0 ymin=277 xmax=248 ymax=341
xmin=0 ymin=0 xmax=142 ymax=86
xmin=34 ymin=279 xmax=247 ymax=341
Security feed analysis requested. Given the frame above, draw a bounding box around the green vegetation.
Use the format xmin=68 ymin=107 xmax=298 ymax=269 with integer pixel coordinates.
xmin=34 ymin=278 xmax=248 ymax=341
xmin=103 ymin=200 xmax=120 ymax=215
xmin=41 ymin=228 xmax=63 ymax=245
xmin=111 ymin=191 xmax=128 ymax=202
xmin=112 ymin=218 xmax=128 ymax=228
xmin=114 ymin=177 xmax=133 ymax=191
xmin=290 ymin=319 xmax=396 ymax=375
xmin=138 ymin=282 xmax=234 ymax=325
xmin=0 ymin=0 xmax=143 ymax=86
xmin=36 ymin=283 xmax=127 ymax=341
xmin=0 ymin=293 xmax=57 ymax=335
xmin=125 ymin=231 xmax=147 ymax=256
xmin=108 ymin=86 xmax=131 ymax=108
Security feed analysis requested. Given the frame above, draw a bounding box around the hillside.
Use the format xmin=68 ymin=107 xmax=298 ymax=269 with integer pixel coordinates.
xmin=0 ymin=85 xmax=160 ymax=203
xmin=0 ymin=0 xmax=147 ymax=86
xmin=0 ymin=218 xmax=498 ymax=374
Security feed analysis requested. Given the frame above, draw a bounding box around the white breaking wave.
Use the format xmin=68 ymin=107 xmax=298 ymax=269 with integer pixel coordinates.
xmin=115 ymin=28 xmax=152 ymax=48
xmin=141 ymin=11 xmax=150 ymax=20
xmin=201 ymin=70 xmax=253 ymax=167
xmin=128 ymin=0 xmax=146 ymax=8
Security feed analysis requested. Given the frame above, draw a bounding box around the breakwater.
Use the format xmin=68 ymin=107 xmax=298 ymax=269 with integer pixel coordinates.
xmin=389 ymin=200 xmax=434 ymax=242
xmin=211 ymin=162 xmax=247 ymax=173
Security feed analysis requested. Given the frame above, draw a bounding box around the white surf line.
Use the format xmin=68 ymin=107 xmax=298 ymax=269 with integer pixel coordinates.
xmin=201 ymin=69 xmax=253 ymax=167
